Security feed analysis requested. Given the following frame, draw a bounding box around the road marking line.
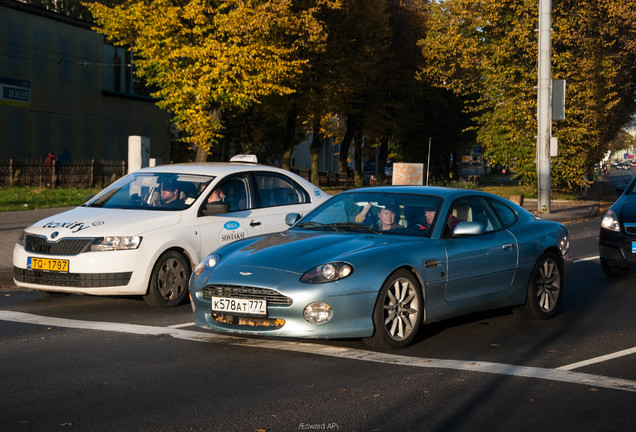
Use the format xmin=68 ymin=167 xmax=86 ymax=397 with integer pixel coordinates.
xmin=557 ymin=346 xmax=636 ymax=371
xmin=168 ymin=322 xmax=195 ymax=328
xmin=2 ymin=310 xmax=636 ymax=393
xmin=574 ymin=256 xmax=599 ymax=263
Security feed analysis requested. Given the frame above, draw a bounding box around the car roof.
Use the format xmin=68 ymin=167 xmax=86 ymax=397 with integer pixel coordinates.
xmin=133 ymin=162 xmax=294 ymax=177
xmin=341 ymin=185 xmax=496 ymax=200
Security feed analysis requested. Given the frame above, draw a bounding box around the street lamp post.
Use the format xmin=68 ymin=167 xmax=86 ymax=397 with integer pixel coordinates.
xmin=537 ymin=0 xmax=552 ymax=213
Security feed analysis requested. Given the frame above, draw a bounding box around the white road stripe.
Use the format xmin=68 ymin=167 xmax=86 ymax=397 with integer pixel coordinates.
xmin=574 ymin=255 xmax=599 ymax=263
xmin=557 ymin=346 xmax=636 ymax=371
xmin=2 ymin=310 xmax=635 ymax=393
xmin=168 ymin=322 xmax=195 ymax=329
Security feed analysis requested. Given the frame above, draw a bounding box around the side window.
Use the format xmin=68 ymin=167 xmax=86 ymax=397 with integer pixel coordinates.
xmin=205 ymin=174 xmax=250 ymax=212
xmin=488 ymin=198 xmax=518 ymax=228
xmin=254 ymin=172 xmax=309 ymax=208
xmin=443 ymin=197 xmax=500 ymax=237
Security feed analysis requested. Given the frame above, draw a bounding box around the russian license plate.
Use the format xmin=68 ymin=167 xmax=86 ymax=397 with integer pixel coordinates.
xmin=27 ymin=257 xmax=69 ymax=272
xmin=211 ymin=297 xmax=267 ymax=316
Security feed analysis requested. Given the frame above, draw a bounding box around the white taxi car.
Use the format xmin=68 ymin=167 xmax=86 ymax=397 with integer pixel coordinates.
xmin=13 ymin=156 xmax=329 ymax=306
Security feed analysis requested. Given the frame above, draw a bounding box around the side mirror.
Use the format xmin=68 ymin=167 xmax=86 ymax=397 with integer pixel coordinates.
xmin=617 ymin=184 xmax=627 ymax=193
xmin=453 ymin=221 xmax=483 ymax=236
xmin=202 ymin=202 xmax=231 ymax=216
xmin=285 ymin=213 xmax=301 ymax=226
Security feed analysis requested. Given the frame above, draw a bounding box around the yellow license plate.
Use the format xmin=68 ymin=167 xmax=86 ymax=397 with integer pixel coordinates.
xmin=27 ymin=257 xmax=69 ymax=272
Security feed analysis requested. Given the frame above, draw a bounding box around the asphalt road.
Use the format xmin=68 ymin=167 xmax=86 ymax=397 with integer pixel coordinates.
xmin=1 ymin=212 xmax=635 ymax=432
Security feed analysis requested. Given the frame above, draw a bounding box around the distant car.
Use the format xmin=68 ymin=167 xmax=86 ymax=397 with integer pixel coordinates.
xmin=599 ymin=176 xmax=636 ymax=277
xmin=13 ymin=156 xmax=329 ymax=306
xmin=190 ymin=186 xmax=572 ymax=349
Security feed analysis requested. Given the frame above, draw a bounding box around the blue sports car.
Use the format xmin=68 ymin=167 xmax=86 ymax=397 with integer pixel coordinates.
xmin=190 ymin=186 xmax=572 ymax=349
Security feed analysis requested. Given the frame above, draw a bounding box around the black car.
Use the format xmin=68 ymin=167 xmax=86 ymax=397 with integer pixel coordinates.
xmin=599 ymin=177 xmax=636 ymax=277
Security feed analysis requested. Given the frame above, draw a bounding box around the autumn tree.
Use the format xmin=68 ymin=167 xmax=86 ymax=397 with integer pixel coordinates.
xmin=86 ymin=0 xmax=337 ymax=159
xmin=419 ymin=0 xmax=636 ymax=190
xmin=551 ymin=0 xmax=636 ymax=187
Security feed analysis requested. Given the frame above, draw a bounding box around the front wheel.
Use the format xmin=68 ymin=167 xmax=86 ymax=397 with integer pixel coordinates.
xmin=363 ymin=269 xmax=423 ymax=349
xmin=514 ymin=251 xmax=562 ymax=320
xmin=144 ymin=250 xmax=190 ymax=307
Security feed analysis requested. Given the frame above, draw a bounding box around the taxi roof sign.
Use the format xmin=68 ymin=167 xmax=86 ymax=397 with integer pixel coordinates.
xmin=229 ymin=154 xmax=258 ymax=164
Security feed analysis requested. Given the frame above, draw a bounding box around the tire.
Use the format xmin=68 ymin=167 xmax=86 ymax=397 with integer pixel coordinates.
xmin=515 ymin=251 xmax=562 ymax=320
xmin=363 ymin=269 xmax=423 ymax=349
xmin=600 ymin=257 xmax=629 ymax=278
xmin=143 ymin=250 xmax=190 ymax=307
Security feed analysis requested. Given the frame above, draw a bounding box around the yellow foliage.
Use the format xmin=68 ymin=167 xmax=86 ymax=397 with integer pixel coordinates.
xmin=86 ymin=0 xmax=336 ymax=156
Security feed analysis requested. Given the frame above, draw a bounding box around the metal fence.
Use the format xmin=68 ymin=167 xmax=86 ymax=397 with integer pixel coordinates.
xmin=0 ymin=159 xmax=127 ymax=188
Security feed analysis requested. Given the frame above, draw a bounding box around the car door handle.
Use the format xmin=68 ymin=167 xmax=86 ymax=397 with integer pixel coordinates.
xmin=250 ymin=220 xmax=262 ymax=227
xmin=502 ymin=243 xmax=515 ymax=251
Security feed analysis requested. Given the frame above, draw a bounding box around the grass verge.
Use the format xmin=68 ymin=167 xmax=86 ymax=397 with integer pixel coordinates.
xmin=0 ymin=186 xmax=101 ymax=212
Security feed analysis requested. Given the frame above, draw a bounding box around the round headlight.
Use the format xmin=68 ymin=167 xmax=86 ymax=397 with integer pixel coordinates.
xmin=303 ymin=302 xmax=333 ymax=324
xmin=322 ymin=263 xmax=337 ymax=280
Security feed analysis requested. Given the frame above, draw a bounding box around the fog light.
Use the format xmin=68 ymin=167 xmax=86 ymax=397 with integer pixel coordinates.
xmin=303 ymin=302 xmax=333 ymax=324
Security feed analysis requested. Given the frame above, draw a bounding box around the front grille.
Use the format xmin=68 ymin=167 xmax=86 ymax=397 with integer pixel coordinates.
xmin=14 ymin=266 xmax=132 ymax=287
xmin=25 ymin=234 xmax=94 ymax=256
xmin=201 ymin=285 xmax=293 ymax=306
xmin=624 ymin=223 xmax=636 ymax=235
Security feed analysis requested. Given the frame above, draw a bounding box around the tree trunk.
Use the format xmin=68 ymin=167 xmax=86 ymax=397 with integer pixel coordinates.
xmin=195 ymin=146 xmax=208 ymax=162
xmin=309 ymin=117 xmax=322 ymax=187
xmin=282 ymin=104 xmax=297 ymax=170
xmin=377 ymin=137 xmax=389 ymax=184
xmin=353 ymin=113 xmax=366 ymax=188
xmin=338 ymin=113 xmax=356 ymax=175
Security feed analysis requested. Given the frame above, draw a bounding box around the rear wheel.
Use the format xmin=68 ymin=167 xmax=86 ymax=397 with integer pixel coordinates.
xmin=363 ymin=269 xmax=423 ymax=349
xmin=144 ymin=250 xmax=190 ymax=307
xmin=600 ymin=257 xmax=629 ymax=278
xmin=515 ymin=251 xmax=562 ymax=320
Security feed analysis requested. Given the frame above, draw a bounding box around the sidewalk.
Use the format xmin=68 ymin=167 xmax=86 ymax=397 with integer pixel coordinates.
xmin=520 ymin=176 xmax=614 ymax=223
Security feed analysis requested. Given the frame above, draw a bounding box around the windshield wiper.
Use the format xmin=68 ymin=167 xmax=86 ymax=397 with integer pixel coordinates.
xmin=330 ymin=222 xmax=379 ymax=234
xmin=294 ymin=221 xmax=337 ymax=231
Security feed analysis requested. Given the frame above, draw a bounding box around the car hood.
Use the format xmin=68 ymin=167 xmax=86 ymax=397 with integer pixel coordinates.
xmin=217 ymin=229 xmax=412 ymax=274
xmin=24 ymin=206 xmax=182 ymax=239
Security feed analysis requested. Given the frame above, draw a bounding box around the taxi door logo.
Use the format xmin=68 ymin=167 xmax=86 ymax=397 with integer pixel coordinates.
xmin=219 ymin=221 xmax=247 ymax=244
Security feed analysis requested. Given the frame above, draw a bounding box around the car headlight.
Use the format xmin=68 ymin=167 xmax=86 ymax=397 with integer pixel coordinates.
xmin=193 ymin=253 xmax=221 ymax=276
xmin=303 ymin=302 xmax=333 ymax=324
xmin=90 ymin=236 xmax=142 ymax=251
xmin=300 ymin=262 xmax=353 ymax=284
xmin=601 ymin=210 xmax=620 ymax=232
xmin=16 ymin=231 xmax=25 ymax=246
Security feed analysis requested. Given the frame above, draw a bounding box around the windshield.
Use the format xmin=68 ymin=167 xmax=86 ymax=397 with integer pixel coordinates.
xmin=85 ymin=172 xmax=214 ymax=211
xmin=294 ymin=191 xmax=442 ymax=237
